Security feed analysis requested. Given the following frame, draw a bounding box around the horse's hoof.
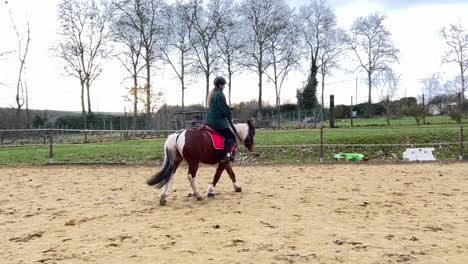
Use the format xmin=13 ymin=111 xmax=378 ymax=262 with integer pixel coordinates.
xmin=196 ymin=196 xmax=203 ymax=201
xmin=207 ymin=193 xmax=215 ymax=198
xmin=235 ymin=187 xmax=242 ymax=193
xmin=160 ymin=199 xmax=167 ymax=206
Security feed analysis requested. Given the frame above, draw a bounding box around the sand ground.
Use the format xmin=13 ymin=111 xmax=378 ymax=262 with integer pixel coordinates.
xmin=1 ymin=163 xmax=468 ymax=263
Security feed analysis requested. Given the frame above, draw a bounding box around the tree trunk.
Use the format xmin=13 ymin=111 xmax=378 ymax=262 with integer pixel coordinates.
xmin=181 ymin=55 xmax=185 ymax=110
xmin=461 ymin=65 xmax=466 ymax=102
xmin=275 ymin=83 xmax=280 ymax=129
xmin=367 ymin=71 xmax=372 ymax=118
xmin=145 ymin=57 xmax=151 ymax=119
xmin=258 ymin=49 xmax=263 ymax=109
xmin=25 ymin=83 xmax=30 ymax=128
xmin=228 ymin=64 xmax=232 ymax=107
xmin=329 ymin=95 xmax=335 ymax=128
xmin=386 ymin=95 xmax=390 ymax=126
xmin=258 ymin=71 xmax=263 ymax=109
xmin=15 ymin=108 xmax=21 ymax=129
xmin=86 ymin=78 xmax=92 ymax=116
xmin=321 ymin=73 xmax=325 ymax=114
xmin=205 ymin=71 xmax=210 ymax=107
xmin=310 ymin=62 xmax=318 ymax=110
xmin=133 ymin=74 xmax=138 ymax=130
xmin=15 ymin=67 xmax=24 ymax=128
xmin=181 ymin=78 xmax=185 ymax=110
xmin=460 ymin=64 xmax=465 ymax=117
xmin=80 ymin=80 xmax=88 ymax=130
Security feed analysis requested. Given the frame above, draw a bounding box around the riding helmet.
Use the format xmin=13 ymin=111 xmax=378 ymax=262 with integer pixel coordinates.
xmin=213 ymin=76 xmax=227 ymax=87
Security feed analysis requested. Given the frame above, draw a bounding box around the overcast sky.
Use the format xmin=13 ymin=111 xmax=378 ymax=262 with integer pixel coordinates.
xmin=0 ymin=0 xmax=467 ymax=112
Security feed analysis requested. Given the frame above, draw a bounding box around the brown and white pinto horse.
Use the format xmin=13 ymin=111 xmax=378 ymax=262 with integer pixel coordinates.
xmin=146 ymin=120 xmax=255 ymax=206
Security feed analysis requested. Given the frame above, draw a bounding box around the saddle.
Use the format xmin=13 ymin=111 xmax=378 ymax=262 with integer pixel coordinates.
xmin=200 ymin=125 xmax=224 ymax=150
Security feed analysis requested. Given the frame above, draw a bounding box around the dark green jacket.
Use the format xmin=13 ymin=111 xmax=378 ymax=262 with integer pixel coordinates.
xmin=205 ymin=87 xmax=232 ymax=130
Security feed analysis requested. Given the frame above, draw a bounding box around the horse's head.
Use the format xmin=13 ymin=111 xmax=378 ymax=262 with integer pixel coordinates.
xmin=234 ymin=120 xmax=255 ymax=152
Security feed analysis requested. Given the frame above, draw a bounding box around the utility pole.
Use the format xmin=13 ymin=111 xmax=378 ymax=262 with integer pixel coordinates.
xmin=355 ymin=77 xmax=358 ymax=106
xmin=351 ymin=96 xmax=354 ymax=127
xmin=422 ymin=93 xmax=426 ymax=125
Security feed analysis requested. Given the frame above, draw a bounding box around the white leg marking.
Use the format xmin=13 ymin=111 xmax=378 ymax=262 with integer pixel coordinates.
xmin=161 ymin=174 xmax=173 ymax=198
xmin=207 ymin=184 xmax=215 ymax=194
xmin=233 ymin=182 xmax=241 ymax=191
xmin=188 ymin=174 xmax=201 ymax=199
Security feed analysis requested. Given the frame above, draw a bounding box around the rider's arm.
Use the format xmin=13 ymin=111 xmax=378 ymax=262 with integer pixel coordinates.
xmin=218 ymin=93 xmax=232 ymax=122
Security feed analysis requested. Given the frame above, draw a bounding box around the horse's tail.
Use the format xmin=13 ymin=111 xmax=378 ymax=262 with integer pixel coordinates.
xmin=146 ymin=134 xmax=178 ymax=189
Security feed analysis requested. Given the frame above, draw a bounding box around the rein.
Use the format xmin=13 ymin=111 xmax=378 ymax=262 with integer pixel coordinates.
xmin=229 ymin=121 xmax=243 ymax=144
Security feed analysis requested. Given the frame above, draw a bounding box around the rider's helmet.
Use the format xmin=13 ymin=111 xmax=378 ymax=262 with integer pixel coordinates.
xmin=213 ymin=76 xmax=227 ymax=88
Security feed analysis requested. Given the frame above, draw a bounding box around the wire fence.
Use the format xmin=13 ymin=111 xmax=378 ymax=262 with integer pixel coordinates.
xmin=0 ymin=126 xmax=466 ymax=164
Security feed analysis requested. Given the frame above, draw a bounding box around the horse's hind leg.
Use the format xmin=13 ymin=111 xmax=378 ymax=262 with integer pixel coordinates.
xmin=160 ymin=156 xmax=183 ymax=206
xmin=187 ymin=160 xmax=202 ymax=201
xmin=226 ymin=163 xmax=242 ymax=192
xmin=207 ymin=163 xmax=227 ymax=198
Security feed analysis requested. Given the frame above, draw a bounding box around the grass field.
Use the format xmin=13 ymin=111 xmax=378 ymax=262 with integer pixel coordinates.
xmin=332 ymin=115 xmax=466 ymax=127
xmin=0 ymin=123 xmax=466 ymax=165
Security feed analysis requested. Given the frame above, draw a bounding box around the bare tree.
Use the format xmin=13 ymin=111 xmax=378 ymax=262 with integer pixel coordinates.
xmin=0 ymin=51 xmax=15 ymax=59
xmin=55 ymin=0 xmax=112 ymax=129
xmin=347 ymin=13 xmax=399 ymax=117
xmin=215 ymin=4 xmax=245 ymax=106
xmin=421 ymin=73 xmax=442 ymax=103
xmin=444 ymin=75 xmax=468 ymax=116
xmin=113 ymin=0 xmax=165 ymax=121
xmin=161 ymin=1 xmax=194 ymax=110
xmin=7 ymin=4 xmax=31 ymax=128
xmin=188 ymin=0 xmax=231 ymax=105
xmin=444 ymin=75 xmax=467 ymax=96
xmin=374 ymin=68 xmax=400 ymax=125
xmin=298 ymin=0 xmax=336 ymax=112
xmin=239 ymin=0 xmax=288 ymax=109
xmin=265 ymin=10 xmax=300 ymax=128
xmin=441 ymin=23 xmax=468 ymax=110
xmin=0 ymin=50 xmax=14 ymax=89
xmin=318 ymin=27 xmax=347 ymax=113
xmin=374 ymin=69 xmax=401 ymax=102
xmin=111 ymin=1 xmax=145 ymax=129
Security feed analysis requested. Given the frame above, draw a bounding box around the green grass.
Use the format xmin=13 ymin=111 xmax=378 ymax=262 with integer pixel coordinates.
xmin=0 ymin=140 xmax=166 ymax=165
xmin=256 ymin=126 xmax=463 ymax=145
xmin=333 ymin=116 xmax=467 ymax=127
xmin=0 ymin=125 xmax=466 ymax=165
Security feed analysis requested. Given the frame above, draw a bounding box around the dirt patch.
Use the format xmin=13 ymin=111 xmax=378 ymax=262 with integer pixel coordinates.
xmin=1 ymin=163 xmax=468 ymax=263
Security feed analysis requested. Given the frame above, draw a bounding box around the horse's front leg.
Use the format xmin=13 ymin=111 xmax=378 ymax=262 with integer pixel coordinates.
xmin=226 ymin=163 xmax=242 ymax=192
xmin=207 ymin=163 xmax=227 ymax=198
xmin=187 ymin=160 xmax=202 ymax=201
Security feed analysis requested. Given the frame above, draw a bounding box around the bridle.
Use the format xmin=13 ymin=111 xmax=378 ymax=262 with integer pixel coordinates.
xmin=229 ymin=121 xmax=243 ymax=144
xmin=229 ymin=121 xmax=253 ymax=146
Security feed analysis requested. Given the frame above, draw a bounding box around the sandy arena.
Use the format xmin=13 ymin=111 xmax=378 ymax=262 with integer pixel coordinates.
xmin=1 ymin=163 xmax=468 ymax=263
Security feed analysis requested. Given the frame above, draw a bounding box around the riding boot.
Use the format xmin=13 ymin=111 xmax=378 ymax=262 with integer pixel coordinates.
xmin=221 ymin=139 xmax=235 ymax=163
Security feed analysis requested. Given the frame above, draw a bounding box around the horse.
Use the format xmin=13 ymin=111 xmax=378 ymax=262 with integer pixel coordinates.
xmin=146 ymin=120 xmax=255 ymax=206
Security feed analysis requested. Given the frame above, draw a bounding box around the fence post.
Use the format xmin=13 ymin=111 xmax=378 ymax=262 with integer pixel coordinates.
xmin=48 ymin=128 xmax=54 ymax=164
xmin=460 ymin=126 xmax=464 ymax=161
xmin=320 ymin=125 xmax=324 ymax=163
xmin=329 ymin=95 xmax=335 ymax=128
xmin=83 ymin=130 xmax=88 ymax=143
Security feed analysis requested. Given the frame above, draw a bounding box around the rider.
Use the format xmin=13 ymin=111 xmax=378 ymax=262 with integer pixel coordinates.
xmin=205 ymin=76 xmax=236 ymax=163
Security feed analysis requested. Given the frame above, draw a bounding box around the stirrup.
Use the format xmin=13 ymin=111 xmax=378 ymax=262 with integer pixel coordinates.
xmin=220 ymin=152 xmax=232 ymax=163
